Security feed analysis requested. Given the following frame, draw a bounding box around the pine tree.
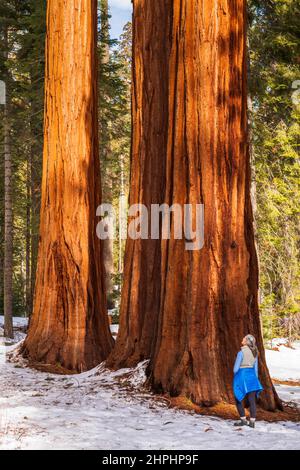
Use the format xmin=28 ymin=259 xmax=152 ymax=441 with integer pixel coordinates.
xmin=249 ymin=0 xmax=300 ymax=340
xmin=3 ymin=26 xmax=13 ymax=338
xmin=0 ymin=1 xmax=17 ymax=337
xmin=0 ymin=0 xmax=46 ymax=318
xmin=97 ymin=3 xmax=131 ymax=307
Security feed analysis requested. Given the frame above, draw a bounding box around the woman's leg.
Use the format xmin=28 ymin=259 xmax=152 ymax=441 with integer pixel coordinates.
xmin=248 ymin=391 xmax=257 ymax=419
xmin=235 ymin=399 xmax=246 ymax=418
xmin=234 ymin=398 xmax=248 ymax=425
xmin=247 ymin=391 xmax=257 ymax=428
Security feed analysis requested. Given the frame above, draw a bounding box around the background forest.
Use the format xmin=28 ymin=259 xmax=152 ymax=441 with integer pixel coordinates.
xmin=0 ymin=0 xmax=299 ymax=342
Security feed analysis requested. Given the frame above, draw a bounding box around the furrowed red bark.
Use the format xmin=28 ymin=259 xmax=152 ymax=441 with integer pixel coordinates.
xmin=21 ymin=0 xmax=114 ymax=372
xmin=110 ymin=0 xmax=280 ymax=410
xmin=148 ymin=0 xmax=280 ymax=410
xmin=106 ymin=0 xmax=172 ymax=368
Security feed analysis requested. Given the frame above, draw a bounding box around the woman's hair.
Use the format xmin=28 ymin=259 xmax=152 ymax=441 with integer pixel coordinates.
xmin=245 ymin=334 xmax=258 ymax=358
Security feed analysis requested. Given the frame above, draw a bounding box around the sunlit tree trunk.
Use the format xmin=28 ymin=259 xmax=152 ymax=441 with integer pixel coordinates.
xmin=148 ymin=0 xmax=280 ymax=410
xmin=106 ymin=0 xmax=172 ymax=368
xmin=22 ymin=0 xmax=113 ymax=372
xmin=110 ymin=0 xmax=280 ymax=410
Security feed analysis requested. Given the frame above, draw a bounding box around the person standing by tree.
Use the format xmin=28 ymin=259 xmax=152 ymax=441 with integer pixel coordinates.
xmin=233 ymin=335 xmax=263 ymax=428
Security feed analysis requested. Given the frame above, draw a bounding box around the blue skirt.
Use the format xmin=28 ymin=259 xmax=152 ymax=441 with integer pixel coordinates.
xmin=233 ymin=368 xmax=263 ymax=403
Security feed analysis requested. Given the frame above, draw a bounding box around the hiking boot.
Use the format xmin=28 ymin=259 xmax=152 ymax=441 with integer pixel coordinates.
xmin=234 ymin=419 xmax=248 ymax=427
xmin=249 ymin=420 xmax=256 ymax=429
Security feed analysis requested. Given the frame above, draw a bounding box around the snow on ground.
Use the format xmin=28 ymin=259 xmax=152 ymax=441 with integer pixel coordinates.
xmin=0 ymin=316 xmax=27 ymax=346
xmin=110 ymin=324 xmax=119 ymax=336
xmin=265 ymin=341 xmax=300 ymax=382
xmin=0 ymin=349 xmax=300 ymax=450
xmin=0 ymin=316 xmax=28 ymax=329
xmin=266 ymin=348 xmax=300 ymax=382
xmin=0 ymin=318 xmax=300 ymax=450
xmin=275 ymin=384 xmax=300 ymax=408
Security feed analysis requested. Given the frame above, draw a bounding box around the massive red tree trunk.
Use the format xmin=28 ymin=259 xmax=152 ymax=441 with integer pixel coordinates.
xmin=110 ymin=0 xmax=281 ymax=410
xmin=22 ymin=0 xmax=114 ymax=372
xmin=106 ymin=0 xmax=172 ymax=368
xmin=148 ymin=0 xmax=280 ymax=410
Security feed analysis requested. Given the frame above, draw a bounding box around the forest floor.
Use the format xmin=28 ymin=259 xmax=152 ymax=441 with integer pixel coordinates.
xmin=0 ymin=317 xmax=300 ymax=450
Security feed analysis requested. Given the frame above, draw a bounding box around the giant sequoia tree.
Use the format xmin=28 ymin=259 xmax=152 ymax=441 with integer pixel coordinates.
xmin=109 ymin=0 xmax=281 ymax=410
xmin=22 ymin=0 xmax=113 ymax=371
xmin=106 ymin=0 xmax=172 ymax=368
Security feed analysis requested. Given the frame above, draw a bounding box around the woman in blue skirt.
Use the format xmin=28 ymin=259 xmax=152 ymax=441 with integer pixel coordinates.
xmin=233 ymin=334 xmax=263 ymax=428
